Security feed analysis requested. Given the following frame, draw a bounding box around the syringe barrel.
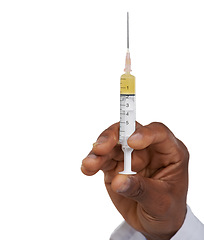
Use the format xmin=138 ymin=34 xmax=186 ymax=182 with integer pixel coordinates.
xmin=119 ymin=73 xmax=136 ymax=146
xmin=119 ymin=73 xmax=136 ymax=175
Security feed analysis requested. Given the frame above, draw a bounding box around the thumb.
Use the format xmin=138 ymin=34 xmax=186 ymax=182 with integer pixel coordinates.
xmin=111 ymin=174 xmax=171 ymax=215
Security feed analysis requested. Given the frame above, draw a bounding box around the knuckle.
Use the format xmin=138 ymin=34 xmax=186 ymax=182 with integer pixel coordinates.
xmin=147 ymin=122 xmax=170 ymax=136
xmin=176 ymin=139 xmax=190 ymax=163
xmin=169 ymin=137 xmax=190 ymax=166
xmin=147 ymin=122 xmax=172 ymax=142
xmin=148 ymin=122 xmax=168 ymax=130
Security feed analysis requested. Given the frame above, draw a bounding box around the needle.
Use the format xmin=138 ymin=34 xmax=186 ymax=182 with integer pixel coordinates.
xmin=125 ymin=12 xmax=131 ymax=73
xmin=127 ymin=12 xmax=129 ymax=50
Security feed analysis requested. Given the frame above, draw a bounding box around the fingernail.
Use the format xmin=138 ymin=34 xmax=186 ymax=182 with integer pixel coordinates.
xmin=87 ymin=154 xmax=97 ymax=159
xmin=117 ymin=177 xmax=131 ymax=193
xmin=128 ymin=132 xmax=143 ymax=142
xmin=81 ymin=165 xmax=85 ymax=171
xmin=93 ymin=136 xmax=107 ymax=147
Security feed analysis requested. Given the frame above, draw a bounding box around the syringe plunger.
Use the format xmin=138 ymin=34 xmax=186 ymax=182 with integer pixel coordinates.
xmin=119 ymin=147 xmax=136 ymax=175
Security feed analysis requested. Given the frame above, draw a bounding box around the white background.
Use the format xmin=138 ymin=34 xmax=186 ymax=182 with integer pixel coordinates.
xmin=0 ymin=0 xmax=204 ymax=239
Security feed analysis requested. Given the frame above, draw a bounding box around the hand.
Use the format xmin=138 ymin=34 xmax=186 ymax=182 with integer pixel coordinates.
xmin=81 ymin=122 xmax=189 ymax=240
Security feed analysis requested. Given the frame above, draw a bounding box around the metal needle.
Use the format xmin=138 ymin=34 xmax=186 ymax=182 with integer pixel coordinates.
xmin=127 ymin=12 xmax=129 ymax=50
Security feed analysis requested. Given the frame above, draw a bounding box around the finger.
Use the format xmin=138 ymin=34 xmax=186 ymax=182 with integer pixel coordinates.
xmin=132 ymin=149 xmax=151 ymax=175
xmin=111 ymin=174 xmax=171 ymax=216
xmin=92 ymin=122 xmax=119 ymax=156
xmin=81 ymin=160 xmax=118 ymax=176
xmin=92 ymin=121 xmax=142 ymax=156
xmin=81 ymin=165 xmax=99 ymax=176
xmin=128 ymin=122 xmax=176 ymax=153
xmin=81 ymin=144 xmax=122 ymax=176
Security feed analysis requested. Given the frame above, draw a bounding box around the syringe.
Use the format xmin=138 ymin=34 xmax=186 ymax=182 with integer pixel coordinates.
xmin=119 ymin=12 xmax=136 ymax=175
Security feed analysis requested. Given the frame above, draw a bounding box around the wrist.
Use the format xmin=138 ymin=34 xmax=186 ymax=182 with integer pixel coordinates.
xmin=142 ymin=204 xmax=187 ymax=240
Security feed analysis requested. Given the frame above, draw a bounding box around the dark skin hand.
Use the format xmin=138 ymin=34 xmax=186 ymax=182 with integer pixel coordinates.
xmin=81 ymin=122 xmax=189 ymax=240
